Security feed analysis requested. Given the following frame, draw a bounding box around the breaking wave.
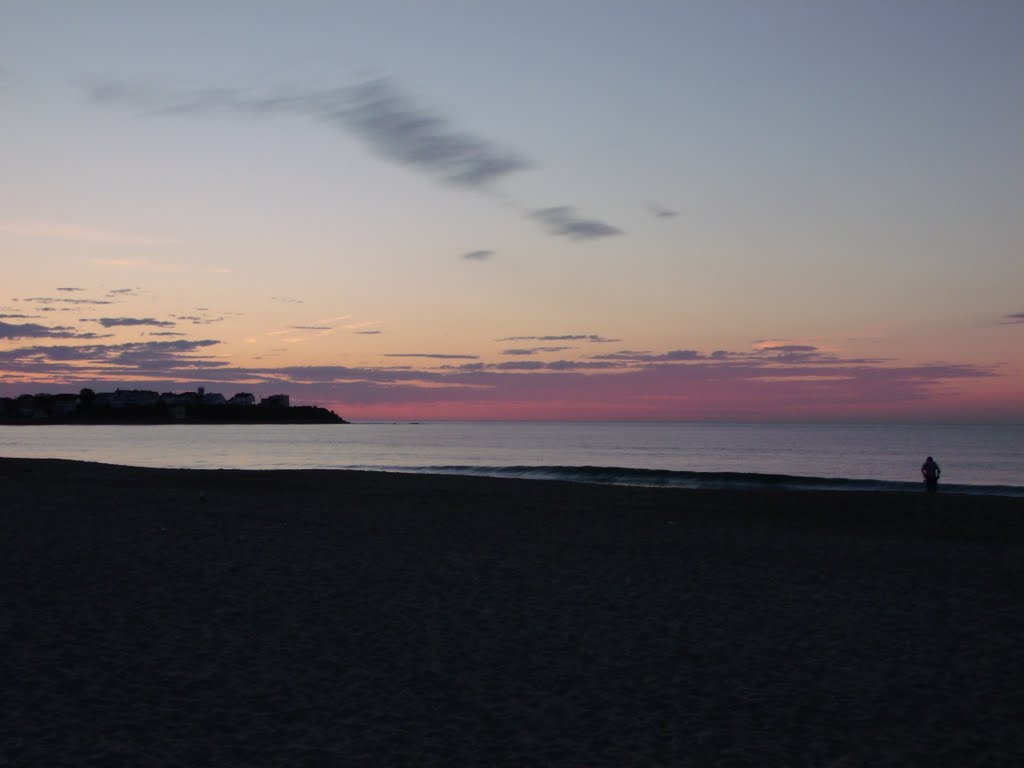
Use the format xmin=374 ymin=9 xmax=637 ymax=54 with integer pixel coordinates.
xmin=340 ymin=464 xmax=1024 ymax=497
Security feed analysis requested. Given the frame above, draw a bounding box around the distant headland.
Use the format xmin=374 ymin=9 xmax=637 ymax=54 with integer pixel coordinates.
xmin=0 ymin=388 xmax=347 ymax=425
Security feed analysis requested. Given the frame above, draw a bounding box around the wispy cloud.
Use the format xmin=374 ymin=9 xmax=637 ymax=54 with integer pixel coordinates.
xmin=89 ymin=76 xmax=530 ymax=189
xmin=0 ymin=321 xmax=109 ymax=340
xmin=462 ymin=249 xmax=494 ymax=261
xmin=88 ymin=75 xmax=621 ymax=242
xmin=0 ymin=339 xmax=221 ymax=376
xmin=341 ymin=78 xmax=530 ymax=187
xmin=501 ymin=347 xmax=572 ymax=356
xmin=591 ymin=349 xmax=703 ymax=362
xmin=19 ymin=296 xmax=115 ymax=306
xmin=498 ymin=334 xmax=620 ymax=343
xmin=649 ymin=203 xmax=679 ymax=219
xmin=172 ymin=314 xmax=225 ymax=325
xmin=1000 ymin=312 xmax=1024 ymax=325
xmin=754 ymin=344 xmax=818 ymax=353
xmin=94 ymin=317 xmax=176 ymax=328
xmin=383 ymin=353 xmax=480 ymax=360
xmin=529 ymin=207 xmax=622 ymax=241
xmin=484 ymin=360 xmax=620 ymax=371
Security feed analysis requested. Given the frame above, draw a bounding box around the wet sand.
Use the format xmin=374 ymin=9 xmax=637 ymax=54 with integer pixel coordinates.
xmin=2 ymin=457 xmax=1022 ymax=766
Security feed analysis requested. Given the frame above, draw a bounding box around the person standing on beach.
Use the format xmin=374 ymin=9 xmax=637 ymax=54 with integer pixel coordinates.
xmin=921 ymin=456 xmax=941 ymax=493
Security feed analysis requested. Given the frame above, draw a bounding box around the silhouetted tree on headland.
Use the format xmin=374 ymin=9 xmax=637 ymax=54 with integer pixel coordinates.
xmin=79 ymin=388 xmax=96 ymax=411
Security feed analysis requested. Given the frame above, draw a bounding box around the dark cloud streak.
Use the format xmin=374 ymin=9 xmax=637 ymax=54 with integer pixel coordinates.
xmin=649 ymin=203 xmax=679 ymax=219
xmin=755 ymin=344 xmax=818 ymax=354
xmin=591 ymin=349 xmax=703 ymax=362
xmin=0 ymin=321 xmax=109 ymax=340
xmin=0 ymin=339 xmax=221 ymax=373
xmin=498 ymin=334 xmax=620 ymax=343
xmin=95 ymin=317 xmax=176 ymax=328
xmin=21 ymin=297 xmax=115 ymax=306
xmin=530 ymin=207 xmax=622 ymax=240
xmin=501 ymin=347 xmax=572 ymax=356
xmin=89 ymin=77 xmax=529 ymax=189
xmin=342 ymin=79 xmax=530 ymax=187
xmin=88 ymin=76 xmax=622 ymax=241
xmin=383 ymin=353 xmax=479 ymax=360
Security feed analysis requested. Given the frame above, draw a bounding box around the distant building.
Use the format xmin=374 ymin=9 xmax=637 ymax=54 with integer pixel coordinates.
xmin=16 ymin=394 xmax=41 ymax=419
xmin=112 ymin=389 xmax=160 ymax=408
xmin=52 ymin=394 xmax=80 ymax=415
xmin=0 ymin=387 xmax=341 ymax=424
xmin=160 ymin=392 xmax=198 ymax=407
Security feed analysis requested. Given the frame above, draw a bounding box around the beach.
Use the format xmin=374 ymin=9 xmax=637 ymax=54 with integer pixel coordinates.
xmin=2 ymin=457 xmax=1022 ymax=767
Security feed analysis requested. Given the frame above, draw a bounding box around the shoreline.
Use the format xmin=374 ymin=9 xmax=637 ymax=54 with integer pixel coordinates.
xmin=3 ymin=421 xmax=1020 ymax=492
xmin=4 ymin=455 xmax=1022 ymax=539
xmin=3 ymin=457 xmax=1022 ymax=765
xmin=2 ymin=453 xmax=1021 ymax=498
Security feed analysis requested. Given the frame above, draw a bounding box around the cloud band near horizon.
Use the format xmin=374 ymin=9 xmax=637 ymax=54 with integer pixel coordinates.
xmin=0 ymin=331 xmax=1003 ymax=421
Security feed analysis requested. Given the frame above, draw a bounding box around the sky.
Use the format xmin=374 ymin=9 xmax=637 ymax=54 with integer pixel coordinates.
xmin=1 ymin=0 xmax=1022 ymax=422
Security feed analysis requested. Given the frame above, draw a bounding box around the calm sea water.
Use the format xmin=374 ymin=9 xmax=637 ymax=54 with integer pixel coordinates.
xmin=1 ymin=422 xmax=1021 ymax=495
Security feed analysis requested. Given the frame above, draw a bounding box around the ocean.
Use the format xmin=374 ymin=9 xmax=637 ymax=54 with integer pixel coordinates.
xmin=2 ymin=421 xmax=1021 ymax=496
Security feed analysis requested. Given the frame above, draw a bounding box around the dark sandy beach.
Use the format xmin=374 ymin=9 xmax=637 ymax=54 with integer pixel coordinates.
xmin=2 ymin=457 xmax=1022 ymax=767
